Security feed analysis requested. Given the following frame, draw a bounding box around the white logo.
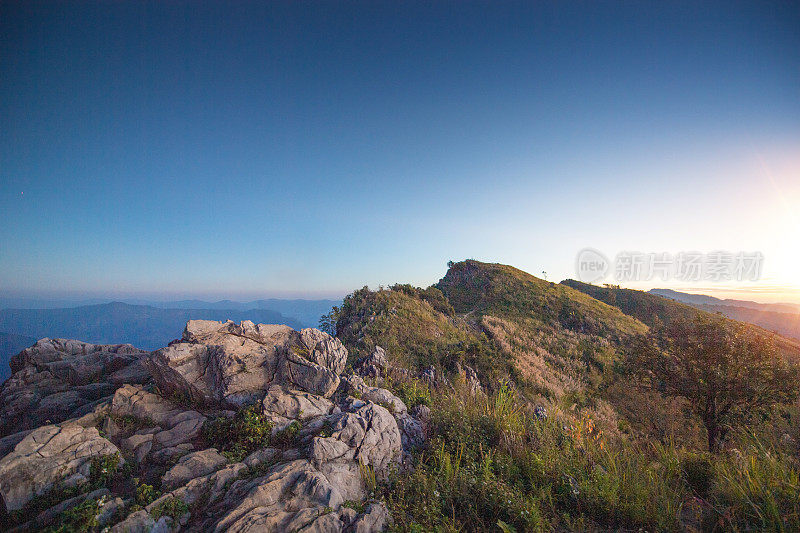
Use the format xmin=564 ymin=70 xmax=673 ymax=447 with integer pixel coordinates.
xmin=576 ymin=248 xmax=609 ymax=283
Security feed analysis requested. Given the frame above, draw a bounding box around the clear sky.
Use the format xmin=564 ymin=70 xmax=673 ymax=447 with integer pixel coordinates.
xmin=1 ymin=1 xmax=799 ymax=301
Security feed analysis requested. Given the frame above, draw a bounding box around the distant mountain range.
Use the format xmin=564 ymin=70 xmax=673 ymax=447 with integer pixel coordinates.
xmin=650 ymin=289 xmax=800 ymax=342
xmin=0 ymin=299 xmax=339 ymax=379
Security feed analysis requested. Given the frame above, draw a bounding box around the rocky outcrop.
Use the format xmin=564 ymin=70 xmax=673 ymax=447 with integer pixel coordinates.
xmin=0 ymin=339 xmax=149 ymax=437
xmin=356 ymin=346 xmax=388 ymax=378
xmin=206 ymin=460 xmax=389 ymax=533
xmin=146 ymin=320 xmax=347 ymax=408
xmin=108 ymin=384 xmax=206 ymax=463
xmin=0 ymin=321 xmax=408 ymax=532
xmin=161 ymin=448 xmax=228 ymax=489
xmin=0 ymin=421 xmax=120 ymax=511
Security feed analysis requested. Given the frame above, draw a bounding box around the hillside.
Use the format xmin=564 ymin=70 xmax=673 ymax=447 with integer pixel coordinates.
xmin=564 ymin=280 xmax=800 ymax=361
xmin=0 ymin=262 xmax=798 ymax=532
xmin=0 ymin=302 xmax=301 ymax=351
xmin=646 ymin=289 xmax=800 ymax=343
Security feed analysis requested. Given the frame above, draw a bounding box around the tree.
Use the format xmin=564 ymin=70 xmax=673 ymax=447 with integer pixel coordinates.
xmin=318 ymin=306 xmax=340 ymax=336
xmin=630 ymin=314 xmax=799 ymax=452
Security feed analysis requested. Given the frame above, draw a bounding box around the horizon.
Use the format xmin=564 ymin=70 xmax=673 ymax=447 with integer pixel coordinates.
xmin=2 ymin=2 xmax=799 ymax=303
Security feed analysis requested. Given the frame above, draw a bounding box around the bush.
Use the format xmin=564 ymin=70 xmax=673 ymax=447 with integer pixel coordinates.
xmin=89 ymin=453 xmax=122 ymax=487
xmin=136 ymin=483 xmax=160 ymax=507
xmin=203 ymin=404 xmax=273 ymax=462
xmin=150 ymin=497 xmax=189 ymax=521
xmin=42 ymin=497 xmax=102 ymax=533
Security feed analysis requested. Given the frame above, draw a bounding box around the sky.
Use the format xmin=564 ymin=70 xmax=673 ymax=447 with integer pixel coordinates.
xmin=1 ymin=1 xmax=799 ymax=302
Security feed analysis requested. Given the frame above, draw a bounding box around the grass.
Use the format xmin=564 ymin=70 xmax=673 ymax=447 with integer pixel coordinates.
xmin=377 ymin=376 xmax=800 ymax=532
xmin=335 ymin=284 xmax=514 ymax=385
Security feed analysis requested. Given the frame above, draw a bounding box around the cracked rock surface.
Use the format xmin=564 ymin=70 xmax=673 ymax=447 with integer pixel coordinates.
xmin=146 ymin=320 xmax=348 ymax=408
xmin=0 ymin=339 xmax=149 ymax=437
xmin=0 ymin=324 xmax=418 ymax=532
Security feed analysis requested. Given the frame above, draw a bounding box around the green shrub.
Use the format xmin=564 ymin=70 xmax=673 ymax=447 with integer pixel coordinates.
xmin=150 ymin=497 xmax=189 ymax=521
xmin=272 ymin=420 xmax=302 ymax=449
xmin=136 ymin=483 xmax=160 ymax=507
xmin=203 ymin=404 xmax=273 ymax=462
xmin=89 ymin=453 xmax=121 ymax=487
xmin=42 ymin=497 xmax=101 ymax=533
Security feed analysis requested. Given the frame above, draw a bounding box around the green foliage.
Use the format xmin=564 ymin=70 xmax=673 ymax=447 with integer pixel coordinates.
xmin=390 ymin=284 xmax=455 ymax=316
xmin=150 ymin=496 xmax=189 ymax=521
xmin=389 ymin=377 xmax=432 ymax=409
xmin=42 ymin=497 xmax=101 ymax=533
xmin=630 ymin=314 xmax=800 ymax=451
xmin=272 ymin=420 xmax=302 ymax=449
xmin=203 ymin=404 xmax=274 ymax=462
xmin=136 ymin=483 xmax=160 ymax=507
xmin=342 ymin=499 xmax=366 ymax=514
xmin=319 ymin=305 xmax=340 ymax=335
xmin=383 ymin=387 xmax=684 ymax=532
xmin=89 ymin=453 xmax=121 ymax=487
xmin=336 ymin=285 xmax=512 ymax=386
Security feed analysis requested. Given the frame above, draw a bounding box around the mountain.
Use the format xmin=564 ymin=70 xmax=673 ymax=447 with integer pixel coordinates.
xmin=0 ymin=302 xmax=302 ymax=351
xmin=0 ymin=332 xmax=37 ymax=381
xmin=650 ymin=288 xmax=800 ymax=313
xmin=153 ymin=299 xmax=339 ymax=329
xmin=0 ymin=297 xmax=340 ymax=329
xmin=648 ymin=288 xmax=800 ymax=342
xmin=0 ymin=262 xmax=798 ymax=532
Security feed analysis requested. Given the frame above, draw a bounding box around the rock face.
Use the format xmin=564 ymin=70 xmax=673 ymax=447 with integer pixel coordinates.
xmin=0 ymin=321 xmax=408 ymax=532
xmin=146 ymin=320 xmax=347 ymax=408
xmin=0 ymin=421 xmax=120 ymax=511
xmin=0 ymin=339 xmax=149 ymax=437
xmin=109 ymin=384 xmax=207 ymax=463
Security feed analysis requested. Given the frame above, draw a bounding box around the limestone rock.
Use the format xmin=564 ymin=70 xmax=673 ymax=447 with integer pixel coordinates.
xmin=311 ymin=399 xmax=401 ymax=476
xmin=146 ymin=320 xmax=348 ymax=408
xmin=161 ymin=448 xmax=228 ymax=489
xmin=356 ymin=346 xmax=388 ymax=378
xmin=0 ymin=339 xmax=149 ymax=437
xmin=340 ymin=375 xmax=407 ymax=414
xmin=110 ymin=384 xmax=206 ymax=462
xmin=0 ymin=422 xmax=120 ymax=512
xmin=211 ymin=459 xmax=349 ymax=532
xmin=348 ymin=502 xmax=391 ymax=533
xmin=262 ymin=385 xmax=336 ymax=429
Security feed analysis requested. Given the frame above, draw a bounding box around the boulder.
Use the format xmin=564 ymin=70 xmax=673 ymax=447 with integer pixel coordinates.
xmin=146 ymin=321 xmax=348 ymax=408
xmin=0 ymin=422 xmax=120 ymax=512
xmin=211 ymin=459 xmax=350 ymax=532
xmin=356 ymin=346 xmax=388 ymax=378
xmin=110 ymin=384 xmax=206 ymax=462
xmin=262 ymin=385 xmax=336 ymax=429
xmin=161 ymin=448 xmax=228 ymax=489
xmin=311 ymin=399 xmax=402 ymax=476
xmin=0 ymin=339 xmax=149 ymax=437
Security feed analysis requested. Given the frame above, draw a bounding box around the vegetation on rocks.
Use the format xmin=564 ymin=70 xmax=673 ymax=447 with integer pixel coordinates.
xmin=202 ymin=404 xmax=274 ymax=462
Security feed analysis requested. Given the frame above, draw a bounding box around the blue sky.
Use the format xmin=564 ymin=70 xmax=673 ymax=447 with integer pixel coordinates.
xmin=1 ymin=1 xmax=799 ymax=300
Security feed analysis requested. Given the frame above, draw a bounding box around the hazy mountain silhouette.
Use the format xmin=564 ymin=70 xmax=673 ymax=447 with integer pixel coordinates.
xmin=0 ymin=302 xmax=303 ymax=352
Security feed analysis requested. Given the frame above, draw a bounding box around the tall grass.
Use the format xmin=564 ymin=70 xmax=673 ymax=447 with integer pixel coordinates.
xmin=712 ymin=433 xmax=800 ymax=532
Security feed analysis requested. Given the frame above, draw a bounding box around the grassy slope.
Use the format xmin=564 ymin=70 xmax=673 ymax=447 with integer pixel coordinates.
xmin=562 ymin=279 xmax=800 ymax=362
xmin=335 ymin=285 xmax=514 ymax=384
xmin=333 ymin=261 xmax=800 ymax=531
